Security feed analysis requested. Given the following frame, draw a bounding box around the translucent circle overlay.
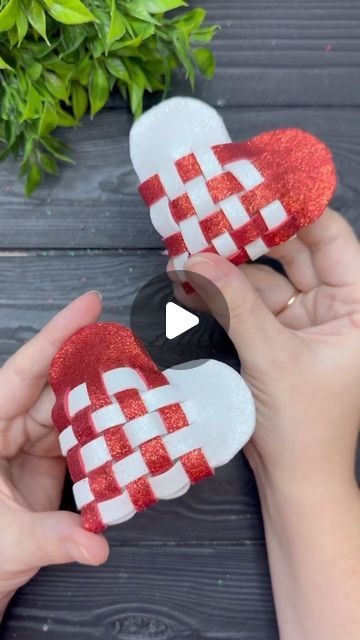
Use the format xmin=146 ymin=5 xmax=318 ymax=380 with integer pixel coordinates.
xmin=130 ymin=270 xmax=231 ymax=371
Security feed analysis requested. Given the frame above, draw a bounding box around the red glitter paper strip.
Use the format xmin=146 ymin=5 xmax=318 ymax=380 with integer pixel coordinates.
xmin=170 ymin=193 xmax=197 ymax=223
xmin=81 ymin=501 xmax=105 ymax=533
xmin=115 ymin=388 xmax=147 ymax=422
xmin=229 ymin=248 xmax=249 ymax=267
xmin=138 ymin=174 xmax=165 ymax=206
xmin=200 ymin=210 xmax=232 ymax=243
xmin=67 ymin=445 xmax=86 ymax=483
xmin=206 ymin=172 xmax=243 ymax=204
xmin=140 ymin=437 xmax=173 ymax=476
xmin=164 ymin=232 xmax=187 ymax=256
xmin=176 ymin=153 xmax=202 ymax=182
xmin=213 ymin=130 xmax=337 ymax=227
xmin=181 ymin=449 xmax=213 ymax=483
xmin=71 ymin=406 xmax=97 ymax=446
xmin=230 ymin=213 xmax=268 ymax=248
xmin=89 ymin=462 xmax=122 ymax=502
xmin=263 ymin=216 xmax=298 ymax=247
xmin=158 ymin=403 xmax=189 ymax=433
xmin=127 ymin=476 xmax=157 ymax=511
xmin=104 ymin=426 xmax=133 ymax=462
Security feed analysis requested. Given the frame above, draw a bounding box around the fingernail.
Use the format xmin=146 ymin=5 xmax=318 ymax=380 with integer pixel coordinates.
xmin=185 ymin=255 xmax=221 ymax=290
xmin=87 ymin=290 xmax=102 ymax=301
xmin=65 ymin=542 xmax=98 ymax=566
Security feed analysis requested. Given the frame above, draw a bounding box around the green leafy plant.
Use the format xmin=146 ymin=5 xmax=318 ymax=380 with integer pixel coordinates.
xmin=0 ymin=0 xmax=217 ymax=195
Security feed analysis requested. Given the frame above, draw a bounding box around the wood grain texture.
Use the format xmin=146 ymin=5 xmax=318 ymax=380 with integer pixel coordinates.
xmin=0 ymin=107 xmax=360 ymax=249
xmin=1 ymin=1 xmax=360 ymax=639
xmin=182 ymin=0 xmax=360 ymax=107
xmin=2 ymin=546 xmax=278 ymax=640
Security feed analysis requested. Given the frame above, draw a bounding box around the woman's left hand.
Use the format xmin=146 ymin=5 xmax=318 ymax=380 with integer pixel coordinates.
xmin=0 ymin=291 xmax=109 ymax=619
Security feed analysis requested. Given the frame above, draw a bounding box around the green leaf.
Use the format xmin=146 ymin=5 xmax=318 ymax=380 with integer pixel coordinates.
xmin=89 ymin=63 xmax=109 ymax=116
xmin=104 ymin=56 xmax=129 ymax=81
xmin=107 ymin=0 xmax=126 ymax=49
xmin=125 ymin=61 xmax=145 ymax=117
xmin=60 ymin=24 xmax=86 ymax=54
xmin=72 ymin=55 xmax=92 ymax=85
xmin=16 ymin=10 xmax=28 ymax=45
xmin=140 ymin=0 xmax=186 ymax=12
xmin=172 ymin=30 xmax=195 ymax=88
xmin=39 ymin=101 xmax=58 ymax=136
xmin=25 ymin=162 xmax=42 ymax=196
xmin=0 ymin=56 xmax=12 ymax=70
xmin=28 ymin=0 xmax=49 ymax=43
xmin=56 ymin=106 xmax=77 ymax=126
xmin=43 ymin=70 xmax=69 ymax=101
xmin=191 ymin=25 xmax=218 ymax=44
xmin=43 ymin=0 xmax=96 ymax=25
xmin=28 ymin=61 xmax=43 ymax=80
xmin=124 ymin=2 xmax=158 ymax=24
xmin=7 ymin=24 xmax=18 ymax=47
xmin=41 ymin=135 xmax=74 ymax=162
xmin=0 ymin=0 xmax=17 ymax=33
xmin=22 ymin=84 xmax=43 ymax=121
xmin=171 ymin=8 xmax=205 ymax=31
xmin=193 ymin=47 xmax=215 ymax=78
xmin=71 ymin=81 xmax=88 ymax=119
xmin=38 ymin=152 xmax=58 ymax=175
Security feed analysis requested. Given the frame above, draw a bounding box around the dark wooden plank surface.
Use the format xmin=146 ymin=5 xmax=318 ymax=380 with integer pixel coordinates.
xmin=2 ymin=546 xmax=277 ymax=640
xmin=0 ymin=107 xmax=360 ymax=249
xmin=1 ymin=0 xmax=360 ymax=639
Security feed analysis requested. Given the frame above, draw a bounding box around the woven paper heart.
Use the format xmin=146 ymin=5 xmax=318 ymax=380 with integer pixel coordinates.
xmin=130 ymin=97 xmax=336 ymax=291
xmin=49 ymin=323 xmax=255 ymax=532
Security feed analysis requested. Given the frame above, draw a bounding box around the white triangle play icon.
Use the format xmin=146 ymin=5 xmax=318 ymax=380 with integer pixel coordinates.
xmin=166 ymin=302 xmax=199 ymax=340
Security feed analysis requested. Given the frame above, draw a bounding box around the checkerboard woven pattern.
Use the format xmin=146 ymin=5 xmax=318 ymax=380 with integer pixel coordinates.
xmin=58 ymin=366 xmax=213 ymax=531
xmin=138 ymin=147 xmax=297 ymax=288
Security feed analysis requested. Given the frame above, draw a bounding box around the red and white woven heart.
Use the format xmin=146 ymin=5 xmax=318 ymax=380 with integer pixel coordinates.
xmin=130 ymin=97 xmax=336 ymax=292
xmin=49 ymin=323 xmax=255 ymax=532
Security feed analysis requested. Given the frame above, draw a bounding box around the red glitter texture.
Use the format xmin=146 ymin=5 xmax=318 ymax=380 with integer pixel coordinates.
xmin=176 ymin=153 xmax=202 ymax=182
xmin=139 ymin=128 xmax=336 ymax=270
xmin=66 ymin=445 xmax=86 ymax=483
xmin=115 ymin=388 xmax=147 ymax=421
xmin=158 ymin=403 xmax=189 ymax=433
xmin=213 ymin=128 xmax=336 ymax=230
xmin=81 ymin=501 xmax=105 ymax=532
xmin=181 ymin=449 xmax=213 ymax=483
xmin=89 ymin=462 xmax=121 ymax=502
xmin=138 ymin=174 xmax=165 ymax=206
xmin=48 ymin=324 xmax=220 ymax=532
xmin=200 ymin=210 xmax=232 ymax=242
xmin=127 ymin=476 xmax=157 ymax=511
xmin=164 ymin=232 xmax=187 ymax=255
xmin=140 ymin=437 xmax=173 ymax=476
xmin=104 ymin=426 xmax=133 ymax=462
xmin=71 ymin=407 xmax=97 ymax=446
xmin=170 ymin=193 xmax=196 ymax=223
xmin=206 ymin=172 xmax=243 ymax=203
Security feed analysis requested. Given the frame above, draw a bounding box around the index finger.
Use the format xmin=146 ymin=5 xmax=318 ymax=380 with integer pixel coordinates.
xmin=298 ymin=208 xmax=360 ymax=287
xmin=0 ymin=291 xmax=102 ymax=419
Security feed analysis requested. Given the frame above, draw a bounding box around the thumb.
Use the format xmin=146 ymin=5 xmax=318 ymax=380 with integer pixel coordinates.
xmin=17 ymin=510 xmax=109 ymax=570
xmin=185 ymin=253 xmax=285 ymax=367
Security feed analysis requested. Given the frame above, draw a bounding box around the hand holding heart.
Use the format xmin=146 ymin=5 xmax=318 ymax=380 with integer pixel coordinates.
xmin=171 ymin=207 xmax=360 ymax=484
xmin=0 ymin=292 xmax=109 ymax=621
xmin=171 ymin=207 xmax=360 ymax=639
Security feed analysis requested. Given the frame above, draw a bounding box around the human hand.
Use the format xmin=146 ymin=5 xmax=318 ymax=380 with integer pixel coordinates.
xmin=169 ymin=208 xmax=360 ymax=490
xmin=0 ymin=292 xmax=109 ymax=619
xmin=169 ymin=208 xmax=360 ymax=639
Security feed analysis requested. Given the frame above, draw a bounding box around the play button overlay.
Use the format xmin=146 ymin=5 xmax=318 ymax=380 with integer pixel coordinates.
xmin=166 ymin=302 xmax=199 ymax=339
xmin=130 ymin=270 xmax=232 ymax=371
